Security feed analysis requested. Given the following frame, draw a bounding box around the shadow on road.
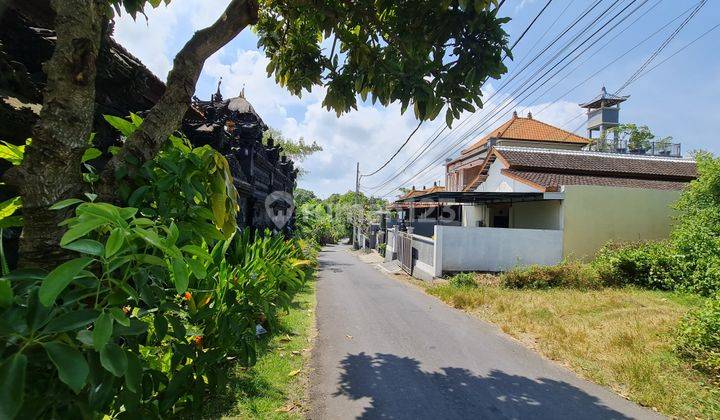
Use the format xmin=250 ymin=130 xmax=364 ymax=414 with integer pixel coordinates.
xmin=334 ymin=352 xmax=631 ymax=420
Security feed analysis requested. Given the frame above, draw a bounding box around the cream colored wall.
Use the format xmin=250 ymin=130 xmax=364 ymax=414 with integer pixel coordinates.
xmin=561 ymin=185 xmax=681 ymax=259
xmin=510 ymin=200 xmax=562 ymax=230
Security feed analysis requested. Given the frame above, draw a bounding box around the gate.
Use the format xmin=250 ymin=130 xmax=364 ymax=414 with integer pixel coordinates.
xmin=398 ymin=231 xmax=413 ymax=274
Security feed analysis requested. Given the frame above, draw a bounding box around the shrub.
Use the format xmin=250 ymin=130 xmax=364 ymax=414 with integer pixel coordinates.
xmin=676 ymin=297 xmax=720 ymax=376
xmin=593 ymin=241 xmax=683 ymax=290
xmin=449 ymin=272 xmax=478 ymax=288
xmin=501 ymin=261 xmax=603 ymax=290
xmin=0 ymin=115 xmax=314 ymax=418
xmin=0 ymin=200 xmax=311 ymax=418
xmin=378 ymin=243 xmax=387 ymax=257
xmin=671 ymin=153 xmax=720 ymax=296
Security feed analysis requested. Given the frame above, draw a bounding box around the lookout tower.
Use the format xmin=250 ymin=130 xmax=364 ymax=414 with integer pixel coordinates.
xmin=579 ymin=86 xmax=629 ymax=141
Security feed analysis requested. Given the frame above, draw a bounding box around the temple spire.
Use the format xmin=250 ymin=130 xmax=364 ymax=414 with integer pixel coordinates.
xmin=212 ymin=77 xmax=223 ymax=102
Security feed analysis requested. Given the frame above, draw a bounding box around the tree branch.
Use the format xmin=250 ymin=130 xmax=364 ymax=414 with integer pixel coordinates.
xmin=103 ymin=0 xmax=259 ymax=189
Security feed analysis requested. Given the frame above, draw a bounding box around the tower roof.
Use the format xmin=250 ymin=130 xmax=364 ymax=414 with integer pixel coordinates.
xmin=579 ymin=86 xmax=629 ymax=109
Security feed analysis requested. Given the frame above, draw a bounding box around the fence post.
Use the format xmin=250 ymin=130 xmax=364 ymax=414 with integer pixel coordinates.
xmin=433 ymin=225 xmax=443 ymax=278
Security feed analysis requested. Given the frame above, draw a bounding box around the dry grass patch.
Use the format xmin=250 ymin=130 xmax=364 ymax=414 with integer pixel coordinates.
xmin=426 ymin=283 xmax=720 ymax=418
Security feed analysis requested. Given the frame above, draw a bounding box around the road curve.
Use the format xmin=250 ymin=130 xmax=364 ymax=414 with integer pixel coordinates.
xmin=309 ymin=244 xmax=661 ymax=420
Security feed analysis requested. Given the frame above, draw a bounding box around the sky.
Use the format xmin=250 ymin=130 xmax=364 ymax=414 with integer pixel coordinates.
xmin=114 ymin=0 xmax=720 ymax=199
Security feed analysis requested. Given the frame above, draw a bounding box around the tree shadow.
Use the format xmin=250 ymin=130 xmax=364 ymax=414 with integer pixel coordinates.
xmin=318 ymin=258 xmax=352 ymax=273
xmin=333 ymin=352 xmax=635 ymax=420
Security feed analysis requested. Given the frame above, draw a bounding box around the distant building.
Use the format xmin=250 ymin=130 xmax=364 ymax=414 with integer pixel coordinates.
xmin=385 ymin=96 xmax=695 ymax=280
xmin=445 ymin=111 xmax=589 ymax=192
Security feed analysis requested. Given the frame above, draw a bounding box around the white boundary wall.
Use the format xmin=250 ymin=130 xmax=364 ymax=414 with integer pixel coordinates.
xmin=435 ymin=225 xmax=563 ymax=273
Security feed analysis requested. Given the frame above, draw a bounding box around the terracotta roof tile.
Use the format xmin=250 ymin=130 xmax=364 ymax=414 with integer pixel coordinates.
xmin=502 ymin=170 xmax=690 ymax=191
xmin=462 ymin=115 xmax=589 ymax=154
xmin=495 ymin=147 xmax=697 ymax=179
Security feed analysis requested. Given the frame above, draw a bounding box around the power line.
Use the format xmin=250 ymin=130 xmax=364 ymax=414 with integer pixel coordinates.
xmin=363 ymin=0 xmax=610 ymax=192
xmin=375 ymin=0 xmax=649 ymax=198
xmin=509 ymin=0 xmax=555 ymax=52
xmin=360 ymin=121 xmax=422 ymax=177
xmin=359 ymin=0 xmax=554 ymax=181
xmin=617 ymin=0 xmax=707 ymax=93
xmin=626 ymin=21 xmax=720 ymax=89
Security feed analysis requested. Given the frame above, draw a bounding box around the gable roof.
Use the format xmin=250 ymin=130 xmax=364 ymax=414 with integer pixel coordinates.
xmin=398 ymin=185 xmax=445 ymax=200
xmin=461 ymin=114 xmax=589 ymax=155
xmin=465 ymin=147 xmax=696 ymax=192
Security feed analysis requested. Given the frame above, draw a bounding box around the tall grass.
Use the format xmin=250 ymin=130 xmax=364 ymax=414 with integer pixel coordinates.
xmin=425 ymin=283 xmax=720 ymax=418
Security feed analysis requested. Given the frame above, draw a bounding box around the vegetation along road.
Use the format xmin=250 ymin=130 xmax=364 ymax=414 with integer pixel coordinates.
xmin=310 ymin=245 xmax=660 ymax=420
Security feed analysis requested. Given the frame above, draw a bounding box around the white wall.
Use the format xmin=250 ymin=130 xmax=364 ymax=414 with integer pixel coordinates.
xmin=436 ymin=225 xmax=563 ymax=272
xmin=462 ymin=204 xmax=486 ymax=227
xmin=475 ymin=160 xmax=539 ymax=193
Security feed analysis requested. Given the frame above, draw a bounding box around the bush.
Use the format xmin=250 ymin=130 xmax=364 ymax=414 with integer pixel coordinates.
xmin=671 ymin=153 xmax=720 ymax=296
xmin=593 ymin=241 xmax=683 ymax=290
xmin=449 ymin=272 xmax=478 ymax=288
xmin=676 ymin=297 xmax=720 ymax=376
xmin=0 ymin=116 xmax=314 ymax=419
xmin=501 ymin=261 xmax=602 ymax=290
xmin=0 ymin=200 xmax=312 ymax=418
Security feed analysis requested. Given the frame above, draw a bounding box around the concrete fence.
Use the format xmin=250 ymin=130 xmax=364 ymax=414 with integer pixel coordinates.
xmin=434 ymin=225 xmax=563 ymax=275
xmin=383 ymin=225 xmax=563 ymax=280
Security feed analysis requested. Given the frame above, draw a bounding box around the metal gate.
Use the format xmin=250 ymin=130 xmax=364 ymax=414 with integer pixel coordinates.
xmin=398 ymin=231 xmax=413 ymax=274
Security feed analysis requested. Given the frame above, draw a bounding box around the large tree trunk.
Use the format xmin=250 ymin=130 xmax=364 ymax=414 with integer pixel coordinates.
xmin=100 ymin=0 xmax=259 ymax=198
xmin=6 ymin=0 xmax=103 ymax=269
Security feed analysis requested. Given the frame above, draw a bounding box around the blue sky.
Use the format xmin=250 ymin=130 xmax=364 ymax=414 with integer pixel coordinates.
xmin=114 ymin=0 xmax=720 ymax=198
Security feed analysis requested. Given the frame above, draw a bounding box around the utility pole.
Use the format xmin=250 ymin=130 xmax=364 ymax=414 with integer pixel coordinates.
xmin=353 ymin=162 xmax=360 ymax=248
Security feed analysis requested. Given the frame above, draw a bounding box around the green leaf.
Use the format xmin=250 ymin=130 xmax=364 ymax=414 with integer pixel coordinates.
xmin=0 ymin=140 xmax=25 ymax=166
xmin=125 ymin=352 xmax=142 ymax=393
xmin=0 ymin=353 xmax=26 ymax=419
xmin=39 ymin=257 xmax=94 ymax=307
xmin=44 ymin=309 xmax=99 ymax=333
xmin=93 ymin=311 xmax=113 ymax=350
xmin=49 ymin=198 xmax=83 ymax=210
xmin=187 ymin=258 xmax=206 ymax=280
xmin=105 ymin=228 xmax=125 ymax=258
xmin=76 ymin=330 xmax=93 ymax=346
xmin=0 ymin=215 xmax=22 ymax=229
xmin=133 ymin=227 xmax=165 ymax=250
xmin=60 ymin=218 xmax=107 ymax=246
xmin=43 ymin=342 xmax=89 ymax=393
xmin=100 ymin=343 xmax=128 ymax=377
xmin=171 ymin=258 xmax=189 ymax=294
xmin=0 ymin=197 xmax=22 ymax=220
xmin=103 ymin=115 xmax=136 ymax=137
xmin=81 ymin=147 xmax=102 ymax=163
xmin=0 ymin=279 xmax=12 ymax=308
xmin=63 ymin=239 xmax=104 ymax=256
xmin=109 ymin=307 xmax=130 ymax=327
xmin=128 ymin=186 xmax=150 ymax=207
xmin=153 ymin=315 xmax=168 ymax=341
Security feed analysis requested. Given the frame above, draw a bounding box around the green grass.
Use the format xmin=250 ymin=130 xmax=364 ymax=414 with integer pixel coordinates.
xmin=424 ymin=282 xmax=720 ymax=419
xmin=202 ymin=280 xmax=316 ymax=419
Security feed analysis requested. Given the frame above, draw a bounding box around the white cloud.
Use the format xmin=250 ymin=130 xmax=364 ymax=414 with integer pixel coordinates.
xmin=111 ymin=1 xmax=585 ymax=199
xmin=112 ymin=3 xmax=180 ymax=79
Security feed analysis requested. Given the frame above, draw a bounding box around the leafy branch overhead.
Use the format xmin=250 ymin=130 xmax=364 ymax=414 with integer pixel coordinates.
xmin=256 ymin=0 xmax=510 ymax=125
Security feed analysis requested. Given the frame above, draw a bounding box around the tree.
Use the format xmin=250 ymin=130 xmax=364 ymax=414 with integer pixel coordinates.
xmin=293 ymin=188 xmax=317 ymax=207
xmin=608 ymin=123 xmax=673 ymax=152
xmin=262 ymin=127 xmax=322 ymax=176
xmin=6 ymin=0 xmax=509 ymax=268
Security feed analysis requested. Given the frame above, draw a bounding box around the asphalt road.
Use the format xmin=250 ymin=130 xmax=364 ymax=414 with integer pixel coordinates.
xmin=309 ymin=244 xmax=662 ymax=420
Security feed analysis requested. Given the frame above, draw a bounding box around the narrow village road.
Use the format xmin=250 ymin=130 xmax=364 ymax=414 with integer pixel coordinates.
xmin=309 ymin=244 xmax=661 ymax=420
